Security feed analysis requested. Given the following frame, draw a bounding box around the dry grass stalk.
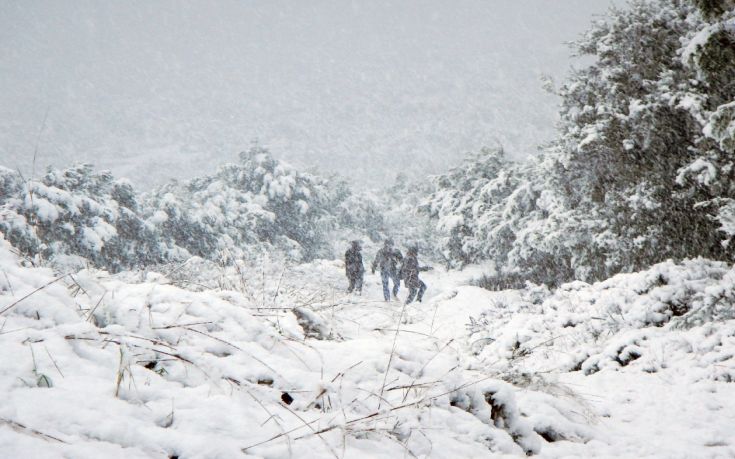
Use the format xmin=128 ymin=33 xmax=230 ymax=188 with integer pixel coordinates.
xmin=0 ymin=274 xmax=69 ymax=316
xmin=0 ymin=418 xmax=67 ymax=444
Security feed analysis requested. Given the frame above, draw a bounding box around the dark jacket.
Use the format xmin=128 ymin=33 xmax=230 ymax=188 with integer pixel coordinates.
xmin=372 ymin=247 xmax=403 ymax=274
xmin=401 ymin=253 xmax=430 ymax=287
xmin=345 ymin=247 xmax=365 ymax=278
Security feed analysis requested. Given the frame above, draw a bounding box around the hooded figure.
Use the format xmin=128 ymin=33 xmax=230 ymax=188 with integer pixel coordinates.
xmin=345 ymin=240 xmax=365 ymax=294
xmin=402 ymin=246 xmax=432 ymax=304
xmin=372 ymin=238 xmax=403 ymax=301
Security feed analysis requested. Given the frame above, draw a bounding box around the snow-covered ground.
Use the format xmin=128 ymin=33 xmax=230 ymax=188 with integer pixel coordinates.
xmin=2 ymin=236 xmax=734 ymax=458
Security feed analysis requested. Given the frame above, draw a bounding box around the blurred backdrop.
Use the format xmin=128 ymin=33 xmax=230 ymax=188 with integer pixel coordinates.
xmin=1 ymin=0 xmax=616 ymax=189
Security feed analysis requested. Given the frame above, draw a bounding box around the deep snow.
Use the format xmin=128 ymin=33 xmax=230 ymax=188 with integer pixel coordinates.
xmin=2 ymin=237 xmax=735 ymax=458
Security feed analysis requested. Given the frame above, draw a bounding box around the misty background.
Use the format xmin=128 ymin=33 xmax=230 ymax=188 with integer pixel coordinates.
xmin=1 ymin=0 xmax=615 ymax=190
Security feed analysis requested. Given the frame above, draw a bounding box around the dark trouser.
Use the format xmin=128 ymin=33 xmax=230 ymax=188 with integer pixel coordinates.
xmin=405 ymin=280 xmax=426 ymax=304
xmin=380 ymin=270 xmax=401 ymax=300
xmin=347 ymin=274 xmax=363 ymax=294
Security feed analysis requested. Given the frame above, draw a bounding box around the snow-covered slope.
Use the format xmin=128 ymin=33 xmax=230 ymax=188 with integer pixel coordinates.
xmin=0 ymin=238 xmax=581 ymax=458
xmin=454 ymin=259 xmax=735 ymax=457
xmin=2 ymin=235 xmax=735 ymax=458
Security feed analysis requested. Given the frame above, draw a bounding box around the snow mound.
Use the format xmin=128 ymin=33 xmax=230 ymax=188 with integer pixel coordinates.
xmin=466 ymin=258 xmax=735 ymax=383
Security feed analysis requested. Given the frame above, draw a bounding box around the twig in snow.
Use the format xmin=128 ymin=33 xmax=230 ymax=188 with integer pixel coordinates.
xmin=372 ymin=328 xmax=441 ymax=340
xmin=67 ymin=274 xmax=89 ymax=298
xmin=0 ymin=274 xmax=69 ymax=316
xmin=98 ymin=330 xmax=176 ymax=350
xmin=152 ymin=320 xmax=214 ymax=330
xmin=85 ymin=291 xmax=106 ymax=322
xmin=184 ymin=326 xmax=287 ymax=381
xmin=509 ymin=333 xmax=568 ymax=362
xmin=330 ymin=360 xmax=363 ymax=383
xmin=0 ymin=418 xmax=67 ymax=444
xmin=385 ymin=364 xmax=460 ymax=395
xmin=402 ymin=339 xmax=455 ymax=403
xmin=378 ymin=301 xmax=409 ymax=411
xmin=273 ymin=267 xmax=286 ymax=306
xmin=281 ymin=403 xmax=339 ymax=459
xmin=354 ymin=387 xmax=394 ymax=408
xmin=429 ymin=300 xmax=442 ymax=335
xmin=242 ymin=418 xmax=321 ymax=452
xmin=244 ymin=389 xmax=293 ymax=457
xmin=64 ymin=335 xmax=194 ymax=365
xmin=2 ymin=270 xmax=14 ymax=296
xmin=44 ymin=345 xmax=64 ymax=378
xmin=296 ymin=369 xmax=496 ymax=444
xmin=114 ymin=346 xmax=127 ymax=398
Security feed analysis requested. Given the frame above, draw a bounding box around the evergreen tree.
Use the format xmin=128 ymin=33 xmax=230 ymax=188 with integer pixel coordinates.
xmin=425 ymin=0 xmax=735 ymax=285
xmin=677 ymin=0 xmax=735 ymax=244
xmin=0 ymin=164 xmax=174 ymax=271
xmin=145 ymin=146 xmax=342 ymax=262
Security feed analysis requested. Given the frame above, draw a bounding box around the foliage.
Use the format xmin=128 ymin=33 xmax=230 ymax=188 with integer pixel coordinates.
xmin=425 ymin=0 xmax=735 ymax=286
xmin=144 ymin=146 xmax=341 ymax=262
xmin=0 ymin=164 xmax=175 ymax=271
xmin=0 ymin=147 xmax=383 ymax=270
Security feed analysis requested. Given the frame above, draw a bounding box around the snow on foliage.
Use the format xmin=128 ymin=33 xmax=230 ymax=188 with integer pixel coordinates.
xmin=0 ymin=234 xmax=595 ymax=458
xmin=144 ymin=146 xmax=340 ymax=263
xmin=424 ymin=0 xmax=735 ymax=286
xmin=0 ymin=164 xmax=177 ymax=272
xmin=3 ymin=3 xmax=735 ymax=454
xmin=0 ymin=147 xmax=395 ymax=272
xmin=466 ymin=258 xmax=735 ymax=384
xmin=422 ymin=148 xmax=600 ymax=285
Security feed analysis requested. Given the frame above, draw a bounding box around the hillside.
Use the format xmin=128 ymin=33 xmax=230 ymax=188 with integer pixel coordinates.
xmin=2 ymin=235 xmax=734 ymax=458
xmin=2 ymin=2 xmax=734 ymax=456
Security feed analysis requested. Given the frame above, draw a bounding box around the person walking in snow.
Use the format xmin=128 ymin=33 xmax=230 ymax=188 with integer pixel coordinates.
xmin=371 ymin=238 xmax=403 ymax=301
xmin=402 ymin=246 xmax=432 ymax=304
xmin=345 ymin=240 xmax=365 ymax=294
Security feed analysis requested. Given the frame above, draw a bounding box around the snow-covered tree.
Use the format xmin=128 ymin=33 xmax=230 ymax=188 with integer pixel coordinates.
xmin=676 ymin=1 xmax=735 ymax=244
xmin=425 ymin=0 xmax=735 ymax=285
xmin=552 ymin=0 xmax=721 ymax=277
xmin=333 ymin=182 xmax=387 ymax=244
xmin=423 ymin=149 xmax=588 ymax=284
xmin=1 ymin=147 xmax=394 ymax=270
xmin=539 ymin=0 xmax=735 ymax=280
xmin=145 ymin=146 xmax=342 ymax=262
xmin=422 ymin=148 xmax=520 ymax=266
xmin=0 ymin=164 xmax=176 ymax=271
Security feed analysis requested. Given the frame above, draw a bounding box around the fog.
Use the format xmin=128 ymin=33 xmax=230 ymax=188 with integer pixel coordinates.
xmin=1 ymin=0 xmax=616 ymax=189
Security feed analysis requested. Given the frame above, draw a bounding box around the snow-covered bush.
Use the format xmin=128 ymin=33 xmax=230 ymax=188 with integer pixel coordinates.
xmin=379 ymin=172 xmax=444 ymax=263
xmin=677 ymin=2 xmax=735 ymax=243
xmin=423 ymin=148 xmax=597 ymax=285
xmin=0 ymin=164 xmax=177 ymax=271
xmin=0 ymin=232 xmax=593 ymax=458
xmin=1 ymin=147 xmax=391 ymax=270
xmin=422 ymin=148 xmax=517 ymax=267
xmin=465 ymin=258 xmax=735 ymax=382
xmin=144 ymin=147 xmax=344 ymax=263
xmin=334 ymin=184 xmax=387 ymax=244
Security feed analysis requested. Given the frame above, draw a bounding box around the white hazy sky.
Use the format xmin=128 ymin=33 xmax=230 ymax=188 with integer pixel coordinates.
xmin=1 ymin=0 xmax=617 ymax=189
